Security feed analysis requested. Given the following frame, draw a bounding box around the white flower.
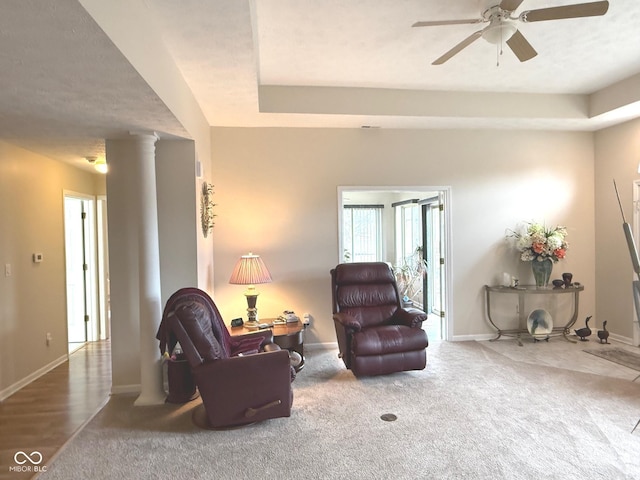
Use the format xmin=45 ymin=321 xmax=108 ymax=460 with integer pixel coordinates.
xmin=507 ymin=222 xmax=568 ymax=263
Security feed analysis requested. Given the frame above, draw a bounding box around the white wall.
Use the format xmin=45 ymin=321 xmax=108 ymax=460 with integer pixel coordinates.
xmin=211 ymin=127 xmax=595 ymax=345
xmin=594 ymin=117 xmax=640 ymax=343
xmin=0 ymin=141 xmax=104 ymax=398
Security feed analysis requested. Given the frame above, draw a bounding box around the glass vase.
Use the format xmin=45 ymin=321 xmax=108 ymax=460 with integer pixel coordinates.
xmin=531 ymin=258 xmax=553 ymax=289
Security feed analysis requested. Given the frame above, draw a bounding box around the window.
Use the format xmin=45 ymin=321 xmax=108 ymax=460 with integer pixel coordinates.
xmin=395 ymin=202 xmax=422 ymax=268
xmin=394 ymin=200 xmax=426 ymax=309
xmin=342 ymin=205 xmax=383 ymax=262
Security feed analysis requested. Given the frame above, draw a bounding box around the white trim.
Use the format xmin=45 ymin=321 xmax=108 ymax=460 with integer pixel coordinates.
xmin=608 ymin=332 xmax=636 ymax=346
xmin=110 ymin=384 xmax=141 ymax=395
xmin=451 ymin=334 xmax=497 ymax=342
xmin=632 ymin=180 xmax=640 ymax=346
xmin=440 ymin=187 xmax=453 ymax=342
xmin=452 ymin=332 xmax=637 ymax=345
xmin=0 ymin=354 xmax=68 ymax=402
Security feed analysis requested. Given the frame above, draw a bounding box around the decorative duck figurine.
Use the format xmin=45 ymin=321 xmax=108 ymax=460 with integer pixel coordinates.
xmin=574 ymin=316 xmax=592 ymax=341
xmin=597 ymin=320 xmax=610 ymax=344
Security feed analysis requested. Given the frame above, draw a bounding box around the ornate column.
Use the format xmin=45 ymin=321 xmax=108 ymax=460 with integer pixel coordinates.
xmin=130 ymin=132 xmax=166 ymax=406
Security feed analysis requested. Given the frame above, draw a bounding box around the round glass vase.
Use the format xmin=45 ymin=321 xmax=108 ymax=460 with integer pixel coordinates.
xmin=531 ymin=258 xmax=553 ymax=289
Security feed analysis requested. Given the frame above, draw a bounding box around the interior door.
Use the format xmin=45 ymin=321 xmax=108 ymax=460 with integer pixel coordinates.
xmin=437 ymin=191 xmax=447 ymax=340
xmin=64 ymin=195 xmax=98 ymax=349
xmin=420 ymin=196 xmax=445 ymax=340
xmin=64 ymin=197 xmax=87 ymax=345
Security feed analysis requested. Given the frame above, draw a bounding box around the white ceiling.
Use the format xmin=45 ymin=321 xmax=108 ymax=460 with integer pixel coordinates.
xmin=1 ymin=0 xmax=640 ymax=170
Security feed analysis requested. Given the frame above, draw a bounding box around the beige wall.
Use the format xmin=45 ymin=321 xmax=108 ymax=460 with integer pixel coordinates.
xmin=156 ymin=140 xmax=200 ymax=301
xmin=0 ymin=141 xmax=104 ymax=397
xmin=594 ymin=117 xmax=640 ymax=342
xmin=211 ymin=127 xmax=596 ymax=345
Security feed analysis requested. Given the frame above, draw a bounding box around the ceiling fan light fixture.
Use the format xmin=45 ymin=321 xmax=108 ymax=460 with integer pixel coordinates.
xmin=482 ymin=19 xmax=517 ymax=44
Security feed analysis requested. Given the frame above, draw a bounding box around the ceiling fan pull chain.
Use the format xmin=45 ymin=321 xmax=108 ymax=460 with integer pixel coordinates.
xmin=497 ymin=24 xmax=504 ymax=66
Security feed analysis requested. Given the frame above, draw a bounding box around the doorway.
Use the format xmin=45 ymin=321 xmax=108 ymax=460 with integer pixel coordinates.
xmin=64 ymin=193 xmax=110 ymax=353
xmin=338 ymin=186 xmax=452 ymax=341
xmin=631 ymin=180 xmax=640 ymax=346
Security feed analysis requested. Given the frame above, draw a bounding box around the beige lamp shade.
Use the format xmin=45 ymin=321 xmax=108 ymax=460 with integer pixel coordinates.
xmin=229 ymin=253 xmax=272 ymax=285
xmin=229 ymin=253 xmax=272 ymax=324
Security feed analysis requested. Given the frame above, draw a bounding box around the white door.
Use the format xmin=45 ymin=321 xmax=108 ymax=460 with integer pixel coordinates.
xmin=64 ymin=195 xmax=98 ymax=350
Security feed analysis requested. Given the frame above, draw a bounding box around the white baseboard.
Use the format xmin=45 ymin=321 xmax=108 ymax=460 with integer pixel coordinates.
xmin=451 ymin=333 xmax=496 ymax=342
xmin=608 ymin=333 xmax=636 ymax=346
xmin=306 ymin=337 xmax=501 ymax=348
xmin=110 ymin=384 xmax=141 ymax=395
xmin=453 ymin=332 xmax=638 ymax=346
xmin=0 ymin=354 xmax=68 ymax=402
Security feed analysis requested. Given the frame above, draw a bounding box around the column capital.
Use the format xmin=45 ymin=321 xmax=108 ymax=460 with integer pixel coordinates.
xmin=128 ymin=131 xmax=159 ymax=142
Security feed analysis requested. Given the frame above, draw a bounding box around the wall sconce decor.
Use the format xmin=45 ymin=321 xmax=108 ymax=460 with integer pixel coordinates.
xmin=229 ymin=252 xmax=272 ymax=325
xmin=200 ymin=181 xmax=216 ymax=238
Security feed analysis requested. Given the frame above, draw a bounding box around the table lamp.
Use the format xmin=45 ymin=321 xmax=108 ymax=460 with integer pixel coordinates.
xmin=229 ymin=252 xmax=272 ymax=325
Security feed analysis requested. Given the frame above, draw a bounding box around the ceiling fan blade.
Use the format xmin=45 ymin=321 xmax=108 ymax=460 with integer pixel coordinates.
xmin=520 ymin=1 xmax=609 ymax=22
xmin=506 ymin=30 xmax=538 ymax=62
xmin=432 ymin=30 xmax=483 ymax=65
xmin=412 ymin=19 xmax=482 ymax=28
xmin=499 ymin=0 xmax=526 ymax=12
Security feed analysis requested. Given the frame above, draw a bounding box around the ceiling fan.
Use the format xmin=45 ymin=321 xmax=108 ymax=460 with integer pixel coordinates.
xmin=412 ymin=0 xmax=609 ymax=65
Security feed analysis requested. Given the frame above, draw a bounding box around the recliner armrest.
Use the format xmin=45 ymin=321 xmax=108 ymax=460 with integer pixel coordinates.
xmin=193 ymin=349 xmax=293 ymax=427
xmin=234 ymin=329 xmax=274 ymax=345
xmin=230 ymin=329 xmax=275 ymax=356
xmin=333 ymin=312 xmax=362 ymax=331
xmin=390 ymin=308 xmax=428 ymax=328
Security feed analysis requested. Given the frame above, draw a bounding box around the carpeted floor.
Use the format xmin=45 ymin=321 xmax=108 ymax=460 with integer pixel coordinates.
xmin=41 ymin=340 xmax=640 ymax=480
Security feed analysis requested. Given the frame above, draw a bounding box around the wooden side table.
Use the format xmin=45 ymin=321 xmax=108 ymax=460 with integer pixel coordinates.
xmin=228 ymin=319 xmax=306 ymax=371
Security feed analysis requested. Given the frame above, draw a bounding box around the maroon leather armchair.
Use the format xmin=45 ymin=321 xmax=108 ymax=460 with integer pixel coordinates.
xmin=331 ymin=262 xmax=429 ymax=377
xmin=157 ymin=287 xmax=294 ymax=429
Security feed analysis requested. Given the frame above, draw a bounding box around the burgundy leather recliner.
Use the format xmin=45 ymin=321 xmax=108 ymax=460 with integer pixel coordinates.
xmin=331 ymin=262 xmax=429 ymax=377
xmin=157 ymin=287 xmax=294 ymax=429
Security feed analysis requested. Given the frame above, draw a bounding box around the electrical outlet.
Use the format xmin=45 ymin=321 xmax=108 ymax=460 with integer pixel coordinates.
xmin=4 ymin=264 xmax=11 ymax=277
xmin=46 ymin=332 xmax=52 ymax=346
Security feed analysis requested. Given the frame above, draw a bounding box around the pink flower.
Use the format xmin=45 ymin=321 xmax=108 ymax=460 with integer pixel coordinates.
xmin=554 ymin=248 xmax=566 ymax=259
xmin=532 ymin=242 xmax=545 ymax=254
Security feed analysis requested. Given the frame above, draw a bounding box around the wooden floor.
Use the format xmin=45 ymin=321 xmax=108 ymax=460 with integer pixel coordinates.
xmin=0 ymin=341 xmax=111 ymax=479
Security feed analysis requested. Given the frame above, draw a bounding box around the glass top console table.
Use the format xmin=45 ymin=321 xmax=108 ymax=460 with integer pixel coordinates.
xmin=484 ymin=284 xmax=584 ymax=346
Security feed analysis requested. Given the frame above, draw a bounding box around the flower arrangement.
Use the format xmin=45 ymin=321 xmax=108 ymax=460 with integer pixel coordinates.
xmin=509 ymin=222 xmax=568 ymax=263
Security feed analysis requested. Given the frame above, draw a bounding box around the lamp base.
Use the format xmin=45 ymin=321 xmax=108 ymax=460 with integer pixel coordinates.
xmin=245 ymin=297 xmax=258 ymax=325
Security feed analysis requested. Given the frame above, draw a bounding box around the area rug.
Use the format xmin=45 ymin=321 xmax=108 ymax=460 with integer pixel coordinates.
xmin=584 ymin=347 xmax=640 ymax=372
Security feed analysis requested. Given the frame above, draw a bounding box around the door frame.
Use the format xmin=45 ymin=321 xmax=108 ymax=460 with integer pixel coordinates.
xmin=63 ymin=191 xmax=100 ymax=348
xmin=337 ymin=186 xmax=453 ymax=341
xmin=631 ymin=180 xmax=640 ymax=346
xmin=96 ymin=195 xmax=110 ymax=340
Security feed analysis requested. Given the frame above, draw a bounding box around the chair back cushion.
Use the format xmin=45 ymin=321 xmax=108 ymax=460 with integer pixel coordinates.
xmin=158 ymin=287 xmax=233 ymax=358
xmin=174 ymin=302 xmax=225 ymax=361
xmin=332 ymin=262 xmax=400 ymax=328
